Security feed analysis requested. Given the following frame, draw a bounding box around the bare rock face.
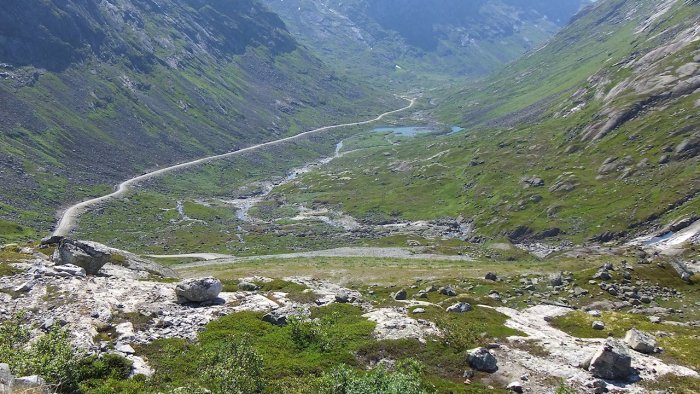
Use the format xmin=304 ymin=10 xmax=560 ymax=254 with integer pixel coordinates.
xmin=587 ymin=339 xmax=634 ymax=381
xmin=53 ymin=239 xmax=111 ymax=275
xmin=175 ymin=277 xmax=223 ymax=304
xmin=624 ymin=328 xmax=657 ymax=354
xmin=467 ymin=347 xmax=498 ymax=373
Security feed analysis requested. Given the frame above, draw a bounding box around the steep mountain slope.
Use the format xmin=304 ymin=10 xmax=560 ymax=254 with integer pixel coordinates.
xmin=263 ymin=0 xmax=592 ymax=83
xmin=0 ymin=0 xmax=400 ymax=240
xmin=267 ymin=0 xmax=700 ymax=244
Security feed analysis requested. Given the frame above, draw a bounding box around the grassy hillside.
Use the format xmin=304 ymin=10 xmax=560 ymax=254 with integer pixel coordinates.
xmin=263 ymin=0 xmax=700 ymax=244
xmin=0 ymin=0 xmax=401 ymax=242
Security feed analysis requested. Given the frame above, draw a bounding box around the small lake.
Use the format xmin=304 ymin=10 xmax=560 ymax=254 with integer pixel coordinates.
xmin=372 ymin=125 xmax=464 ymax=137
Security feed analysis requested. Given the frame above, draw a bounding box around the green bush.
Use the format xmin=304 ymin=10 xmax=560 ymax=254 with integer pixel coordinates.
xmin=199 ymin=339 xmax=265 ymax=394
xmin=315 ymin=360 xmax=429 ymax=394
xmin=0 ymin=315 xmax=134 ymax=393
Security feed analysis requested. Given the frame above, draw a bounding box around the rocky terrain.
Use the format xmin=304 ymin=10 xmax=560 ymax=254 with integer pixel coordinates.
xmin=1 ymin=238 xmax=699 ymax=392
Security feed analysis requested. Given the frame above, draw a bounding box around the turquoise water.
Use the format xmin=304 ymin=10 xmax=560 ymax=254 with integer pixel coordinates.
xmin=372 ymin=125 xmax=464 ymax=137
xmin=643 ymin=231 xmax=674 ymax=246
xmin=372 ymin=126 xmax=435 ymax=136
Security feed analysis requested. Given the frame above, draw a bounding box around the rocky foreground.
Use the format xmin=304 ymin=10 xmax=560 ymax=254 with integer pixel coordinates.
xmin=0 ymin=239 xmax=699 ymax=393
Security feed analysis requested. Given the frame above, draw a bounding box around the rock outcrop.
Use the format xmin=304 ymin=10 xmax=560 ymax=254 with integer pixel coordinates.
xmin=53 ymin=239 xmax=111 ymax=275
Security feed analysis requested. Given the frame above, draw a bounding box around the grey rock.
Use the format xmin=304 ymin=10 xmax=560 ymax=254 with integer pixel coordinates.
xmin=262 ymin=310 xmax=289 ymax=326
xmin=53 ymin=239 xmax=111 ymax=275
xmin=412 ymin=308 xmax=426 ymax=314
xmin=649 ymin=316 xmax=663 ymax=324
xmin=54 ymin=264 xmax=86 ymax=277
xmin=574 ymin=287 xmax=589 ymax=297
xmin=586 ymin=379 xmax=608 ymax=394
xmin=14 ymin=375 xmax=48 ymax=393
xmin=335 ymin=290 xmax=354 ymax=303
xmin=40 ymin=235 xmax=64 ymax=245
xmin=13 ymin=281 xmax=34 ymax=293
xmin=439 ymin=285 xmax=457 ymax=296
xmin=549 ymin=272 xmax=564 ymax=287
xmin=507 ymin=381 xmax=524 ymax=393
xmin=592 ymin=321 xmax=605 ymax=330
xmin=669 ymin=261 xmax=694 ymax=283
xmin=447 ymin=302 xmax=472 ymax=313
xmin=115 ymin=342 xmax=135 ymax=355
xmin=393 ymin=289 xmax=407 ymax=300
xmin=522 ymin=176 xmax=545 ymax=188
xmin=237 ymin=281 xmax=260 ymax=291
xmin=485 ymin=272 xmax=498 ymax=281
xmin=175 ymin=277 xmax=222 ymax=304
xmin=624 ymin=328 xmax=657 ymax=354
xmin=467 ymin=347 xmax=498 ymax=373
xmin=588 ymin=339 xmax=634 ymax=381
xmin=593 ymin=270 xmax=612 ymax=280
xmin=0 ymin=363 xmax=13 ymax=392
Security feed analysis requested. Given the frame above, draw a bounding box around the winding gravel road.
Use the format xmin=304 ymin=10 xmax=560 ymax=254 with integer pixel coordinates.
xmin=53 ymin=97 xmax=416 ymax=236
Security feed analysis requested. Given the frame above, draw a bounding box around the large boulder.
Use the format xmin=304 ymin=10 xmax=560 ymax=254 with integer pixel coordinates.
xmin=53 ymin=239 xmax=111 ymax=275
xmin=467 ymin=347 xmax=498 ymax=373
xmin=175 ymin=277 xmax=222 ymax=304
xmin=624 ymin=328 xmax=656 ymax=354
xmin=587 ymin=339 xmax=635 ymax=381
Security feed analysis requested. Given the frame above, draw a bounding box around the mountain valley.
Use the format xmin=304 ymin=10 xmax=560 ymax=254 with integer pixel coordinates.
xmin=0 ymin=0 xmax=699 ymax=393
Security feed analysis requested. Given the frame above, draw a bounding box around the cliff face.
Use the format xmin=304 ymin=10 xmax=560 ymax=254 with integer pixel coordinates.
xmin=0 ymin=0 xmax=297 ymax=72
xmin=0 ymin=0 xmax=398 ymax=236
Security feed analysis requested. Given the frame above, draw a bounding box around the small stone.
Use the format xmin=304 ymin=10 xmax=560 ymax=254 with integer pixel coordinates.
xmin=412 ymin=308 xmax=426 ymax=314
xmin=485 ymin=272 xmax=498 ymax=281
xmin=439 ymin=286 xmax=457 ymax=297
xmin=507 ymin=381 xmax=524 ymax=393
xmin=592 ymin=321 xmax=605 ymax=330
xmin=574 ymin=287 xmax=589 ymax=297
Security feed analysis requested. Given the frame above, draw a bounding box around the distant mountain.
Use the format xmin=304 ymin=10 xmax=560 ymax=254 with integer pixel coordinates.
xmin=263 ymin=0 xmax=592 ymax=83
xmin=0 ymin=0 xmax=399 ymax=239
xmin=268 ymin=0 xmax=700 ymax=243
